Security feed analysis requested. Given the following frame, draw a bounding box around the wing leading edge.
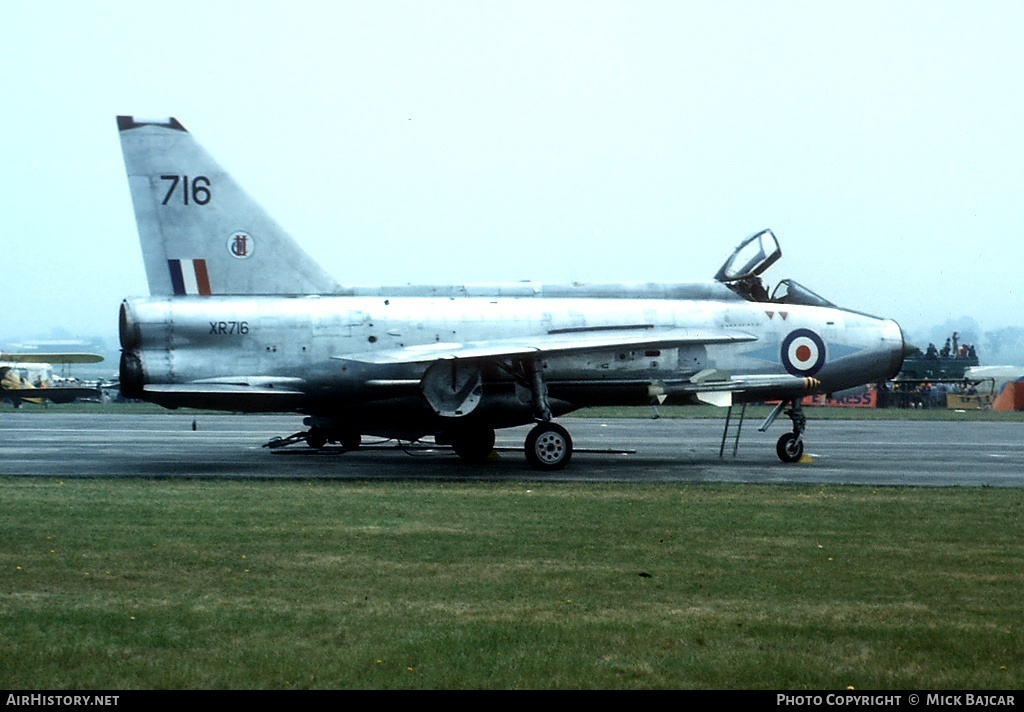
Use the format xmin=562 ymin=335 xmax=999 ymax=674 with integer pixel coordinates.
xmin=335 ymin=327 xmax=758 ymax=365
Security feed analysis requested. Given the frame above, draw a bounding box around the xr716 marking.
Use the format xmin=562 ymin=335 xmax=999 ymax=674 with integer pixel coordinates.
xmin=209 ymin=321 xmax=249 ymax=335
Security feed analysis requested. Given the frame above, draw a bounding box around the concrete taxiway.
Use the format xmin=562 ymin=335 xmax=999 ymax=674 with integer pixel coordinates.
xmin=1 ymin=411 xmax=1021 ymax=486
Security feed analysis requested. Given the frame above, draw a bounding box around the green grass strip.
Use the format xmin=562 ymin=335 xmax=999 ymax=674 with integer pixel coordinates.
xmin=2 ymin=479 xmax=1022 ymax=689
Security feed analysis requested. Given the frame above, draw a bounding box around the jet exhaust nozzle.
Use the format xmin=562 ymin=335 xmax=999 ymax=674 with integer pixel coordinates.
xmin=119 ymin=351 xmax=145 ymax=400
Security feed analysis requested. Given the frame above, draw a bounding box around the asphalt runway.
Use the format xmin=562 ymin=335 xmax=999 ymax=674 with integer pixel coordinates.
xmin=2 ymin=411 xmax=1021 ymax=486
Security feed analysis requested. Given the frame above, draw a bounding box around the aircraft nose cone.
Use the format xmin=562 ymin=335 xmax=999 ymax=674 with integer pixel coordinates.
xmin=886 ymin=320 xmax=908 ymax=380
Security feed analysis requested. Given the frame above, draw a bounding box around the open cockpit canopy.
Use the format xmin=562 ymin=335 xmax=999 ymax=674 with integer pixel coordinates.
xmin=715 ymin=229 xmax=836 ymax=308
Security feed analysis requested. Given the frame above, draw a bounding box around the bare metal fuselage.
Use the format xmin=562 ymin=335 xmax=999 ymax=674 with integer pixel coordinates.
xmin=119 ymin=283 xmax=905 ymax=440
xmin=114 ymin=117 xmax=908 ymax=464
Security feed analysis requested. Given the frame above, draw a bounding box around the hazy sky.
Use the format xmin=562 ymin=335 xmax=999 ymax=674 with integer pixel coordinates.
xmin=2 ymin=1 xmax=1022 ymax=358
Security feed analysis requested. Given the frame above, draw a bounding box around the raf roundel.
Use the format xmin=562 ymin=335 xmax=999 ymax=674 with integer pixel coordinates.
xmin=228 ymin=231 xmax=254 ymax=259
xmin=780 ymin=328 xmax=826 ymax=377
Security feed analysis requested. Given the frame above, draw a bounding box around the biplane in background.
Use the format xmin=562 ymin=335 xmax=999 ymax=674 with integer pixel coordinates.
xmin=1 ymin=352 xmax=103 ymax=406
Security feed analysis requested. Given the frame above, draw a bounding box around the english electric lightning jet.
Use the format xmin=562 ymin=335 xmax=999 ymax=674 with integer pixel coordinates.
xmin=116 ymin=116 xmax=907 ymax=469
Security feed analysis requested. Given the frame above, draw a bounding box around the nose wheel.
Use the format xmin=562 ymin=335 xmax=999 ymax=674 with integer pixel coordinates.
xmin=525 ymin=422 xmax=573 ymax=470
xmin=776 ymin=400 xmax=807 ymax=463
xmin=776 ymin=432 xmax=804 ymax=463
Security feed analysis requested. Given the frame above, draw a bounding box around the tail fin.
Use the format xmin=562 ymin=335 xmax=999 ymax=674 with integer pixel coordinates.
xmin=117 ymin=116 xmax=341 ymax=296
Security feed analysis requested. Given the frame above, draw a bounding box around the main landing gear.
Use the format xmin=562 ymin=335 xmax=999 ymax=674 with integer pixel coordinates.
xmin=524 ymin=421 xmax=573 ymax=470
xmin=267 ymin=358 xmax=576 ymax=470
xmin=760 ymin=399 xmax=807 ymax=463
xmin=445 ymin=420 xmax=573 ymax=470
xmin=439 ymin=356 xmax=574 ymax=470
xmin=443 ymin=419 xmax=573 ymax=470
xmin=445 ymin=357 xmax=574 ymax=470
xmin=518 ymin=357 xmax=574 ymax=471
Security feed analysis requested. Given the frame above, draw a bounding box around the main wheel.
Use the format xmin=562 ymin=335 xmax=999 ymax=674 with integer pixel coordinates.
xmin=776 ymin=432 xmax=804 ymax=463
xmin=451 ymin=426 xmax=496 ymax=464
xmin=525 ymin=422 xmax=573 ymax=470
xmin=339 ymin=432 xmax=361 ymax=451
xmin=306 ymin=427 xmax=327 ymax=449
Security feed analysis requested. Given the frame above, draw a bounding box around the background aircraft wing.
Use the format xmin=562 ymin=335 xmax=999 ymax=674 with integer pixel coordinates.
xmin=2 ymin=386 xmax=101 ymax=403
xmin=336 ymin=328 xmax=757 ymax=365
xmin=0 ymin=353 xmax=104 ymax=364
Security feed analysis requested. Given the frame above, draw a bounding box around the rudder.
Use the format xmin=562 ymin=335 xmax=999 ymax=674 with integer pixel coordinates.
xmin=117 ymin=116 xmax=341 ymax=296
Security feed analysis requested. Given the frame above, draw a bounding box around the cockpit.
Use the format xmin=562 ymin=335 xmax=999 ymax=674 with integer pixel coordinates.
xmin=714 ymin=229 xmax=837 ymax=309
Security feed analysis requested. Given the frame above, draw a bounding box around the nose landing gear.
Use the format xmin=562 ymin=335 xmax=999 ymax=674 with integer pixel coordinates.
xmin=760 ymin=399 xmax=808 ymax=463
xmin=776 ymin=431 xmax=804 ymax=463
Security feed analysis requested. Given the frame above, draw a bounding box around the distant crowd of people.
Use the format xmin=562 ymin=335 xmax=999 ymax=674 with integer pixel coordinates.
xmin=923 ymin=331 xmax=977 ymax=361
xmin=878 ymin=331 xmax=983 ymax=409
xmin=877 ymin=379 xmax=983 ymax=409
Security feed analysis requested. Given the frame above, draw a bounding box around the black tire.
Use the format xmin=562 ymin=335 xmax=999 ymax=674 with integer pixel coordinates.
xmin=776 ymin=432 xmax=804 ymax=463
xmin=340 ymin=432 xmax=361 ymax=451
xmin=524 ymin=422 xmax=573 ymax=470
xmin=306 ymin=428 xmax=327 ymax=449
xmin=451 ymin=426 xmax=496 ymax=464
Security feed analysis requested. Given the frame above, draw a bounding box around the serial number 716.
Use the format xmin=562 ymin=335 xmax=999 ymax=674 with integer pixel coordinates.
xmin=209 ymin=321 xmax=250 ymax=335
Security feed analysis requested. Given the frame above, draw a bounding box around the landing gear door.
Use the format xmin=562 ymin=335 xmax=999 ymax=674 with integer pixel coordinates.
xmin=714 ymin=229 xmax=781 ymax=302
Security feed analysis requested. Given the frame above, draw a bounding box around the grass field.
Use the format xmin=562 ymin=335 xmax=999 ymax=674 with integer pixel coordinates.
xmin=2 ymin=478 xmax=1022 ymax=689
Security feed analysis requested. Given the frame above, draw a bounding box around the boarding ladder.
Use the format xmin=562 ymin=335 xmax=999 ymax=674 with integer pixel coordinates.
xmin=719 ymin=403 xmax=747 ymax=458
